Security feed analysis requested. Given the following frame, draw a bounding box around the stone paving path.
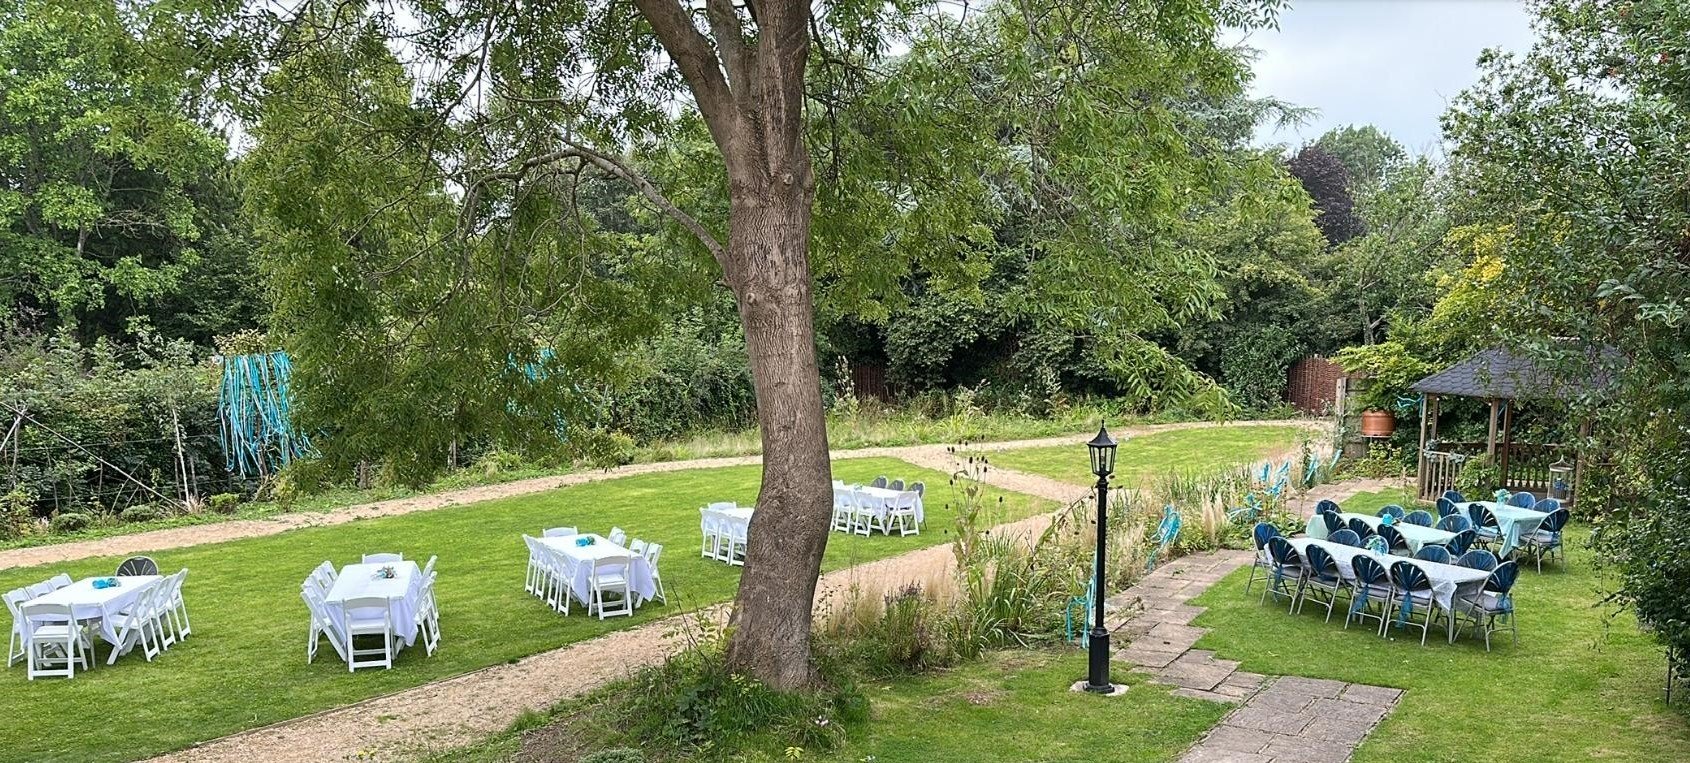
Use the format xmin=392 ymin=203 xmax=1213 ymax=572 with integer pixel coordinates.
xmin=1105 ymin=547 xmax=1403 ymax=763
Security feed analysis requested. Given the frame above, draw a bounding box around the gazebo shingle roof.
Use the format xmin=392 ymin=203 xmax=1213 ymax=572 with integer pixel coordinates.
xmin=1409 ymin=346 xmax=1612 ymax=400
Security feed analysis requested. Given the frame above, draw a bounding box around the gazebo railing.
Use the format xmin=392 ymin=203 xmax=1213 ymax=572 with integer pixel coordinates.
xmin=1417 ymin=441 xmax=1572 ymax=500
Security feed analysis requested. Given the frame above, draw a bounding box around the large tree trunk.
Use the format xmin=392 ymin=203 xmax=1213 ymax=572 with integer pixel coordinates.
xmin=721 ymin=178 xmax=831 ymax=690
xmin=631 ymin=0 xmax=827 ymax=690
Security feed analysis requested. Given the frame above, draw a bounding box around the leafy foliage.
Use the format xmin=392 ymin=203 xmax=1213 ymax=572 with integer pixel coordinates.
xmin=0 ymin=0 xmax=259 ymax=344
xmin=1285 ymin=144 xmax=1362 ymax=246
xmin=1441 ymin=0 xmax=1690 ymax=671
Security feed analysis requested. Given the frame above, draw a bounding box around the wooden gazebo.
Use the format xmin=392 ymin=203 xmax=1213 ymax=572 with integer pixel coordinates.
xmin=1410 ymin=347 xmax=1601 ymax=504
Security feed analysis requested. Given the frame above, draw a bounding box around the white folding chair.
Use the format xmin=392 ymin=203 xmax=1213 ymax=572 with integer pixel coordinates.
xmin=25 ymin=582 xmax=52 ymax=598
xmin=522 ymin=535 xmax=544 ymax=596
xmin=5 ymin=588 xmax=32 ymax=668
xmin=416 ymin=569 xmax=441 ymax=656
xmin=542 ymin=547 xmax=574 ymax=615
xmin=165 ymin=568 xmax=191 ymax=641
xmin=314 ymin=561 xmax=338 ymax=587
xmin=47 ymin=574 xmax=72 ymax=590
xmin=628 ymin=538 xmax=648 ymax=557
xmin=107 ymin=582 xmax=164 ymax=664
xmin=724 ymin=518 xmax=749 ymax=566
xmin=851 ymin=493 xmax=877 ymax=537
xmin=702 ymin=510 xmax=728 ymax=561
xmin=589 ymin=555 xmax=634 ymax=620
xmin=153 ymin=575 xmax=179 ymax=651
xmin=643 ymin=543 xmax=667 ymax=605
xmin=831 ymin=488 xmax=855 ymax=533
xmin=699 ymin=509 xmax=716 ymax=558
xmin=362 ymin=553 xmax=403 ymax=564
xmin=340 ymin=596 xmax=395 ymax=671
xmin=20 ymin=601 xmax=89 ymax=679
xmin=543 ymin=526 xmax=578 ymax=538
xmin=300 ymin=586 xmax=347 ymax=664
xmin=607 ymin=527 xmax=628 ymax=547
xmin=889 ymin=491 xmax=921 ymax=536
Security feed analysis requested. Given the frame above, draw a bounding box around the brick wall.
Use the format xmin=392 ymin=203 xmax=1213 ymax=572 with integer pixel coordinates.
xmin=1285 ymin=355 xmax=1347 ymax=414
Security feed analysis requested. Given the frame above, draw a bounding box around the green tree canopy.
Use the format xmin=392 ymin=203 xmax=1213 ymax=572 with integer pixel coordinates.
xmin=0 ymin=0 xmax=259 ymax=344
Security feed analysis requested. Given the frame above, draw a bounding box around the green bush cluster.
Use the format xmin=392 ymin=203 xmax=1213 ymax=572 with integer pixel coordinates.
xmin=0 ymin=332 xmax=238 ymax=525
xmin=49 ymin=512 xmax=91 ymax=534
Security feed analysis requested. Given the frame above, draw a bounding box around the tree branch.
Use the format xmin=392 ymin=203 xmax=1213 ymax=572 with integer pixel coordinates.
xmin=706 ymin=0 xmax=755 ymax=99
xmin=561 ymin=138 xmax=727 ymax=262
xmin=632 ymin=0 xmax=739 ymax=143
xmin=463 ymin=141 xmax=726 ymax=262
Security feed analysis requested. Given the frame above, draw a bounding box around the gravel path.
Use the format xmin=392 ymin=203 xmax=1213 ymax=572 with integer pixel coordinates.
xmin=3 ymin=419 xmax=1317 ymax=572
xmin=112 ymin=418 xmax=1321 ymax=763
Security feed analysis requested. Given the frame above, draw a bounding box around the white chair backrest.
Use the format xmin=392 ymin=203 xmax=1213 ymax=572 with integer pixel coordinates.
xmin=422 ymin=555 xmax=438 ymax=579
xmin=629 ymin=538 xmax=648 ymax=556
xmin=3 ymin=589 xmax=28 ymax=621
xmin=608 ymin=527 xmax=628 ymax=547
xmin=25 ymin=583 xmax=52 ymax=598
xmin=20 ymin=600 xmax=73 ymax=628
xmin=645 ymin=543 xmax=663 ymax=565
xmin=708 ymin=501 xmax=737 ymax=511
xmin=341 ymin=596 xmax=393 ymax=624
xmin=362 ymin=553 xmax=403 ymax=564
xmin=317 ymin=561 xmax=338 ymax=580
xmin=543 ymin=527 xmax=577 ymax=538
xmin=303 ymin=572 xmax=327 ymax=600
xmin=48 ymin=574 xmax=72 ymax=589
xmin=591 ymin=555 xmax=630 ymax=578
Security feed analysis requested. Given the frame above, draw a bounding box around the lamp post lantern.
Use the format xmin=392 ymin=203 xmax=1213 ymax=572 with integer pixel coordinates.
xmin=1084 ymin=421 xmax=1118 ymax=694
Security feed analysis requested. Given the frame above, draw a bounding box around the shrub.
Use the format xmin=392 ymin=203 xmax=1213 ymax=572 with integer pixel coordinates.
xmin=50 ymin=512 xmax=91 ymax=534
xmin=119 ymin=503 xmax=165 ymax=523
xmin=0 ymin=489 xmax=34 ymax=540
xmin=1456 ymin=454 xmax=1501 ymax=495
xmin=209 ymin=493 xmax=242 ymax=514
xmin=616 ymin=635 xmax=857 ymax=756
xmin=580 ymin=751 xmax=645 ymax=763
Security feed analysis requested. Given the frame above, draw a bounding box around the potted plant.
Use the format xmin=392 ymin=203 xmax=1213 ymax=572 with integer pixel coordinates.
xmin=1335 ymin=343 xmax=1434 ymax=439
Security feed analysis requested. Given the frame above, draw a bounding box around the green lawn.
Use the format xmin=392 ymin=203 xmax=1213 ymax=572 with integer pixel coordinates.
xmin=1190 ymin=489 xmax=1690 ymax=762
xmin=786 ymin=650 xmax=1227 ymax=762
xmin=987 ymin=424 xmax=1307 ymax=486
xmin=0 ymin=457 xmax=1050 ymax=763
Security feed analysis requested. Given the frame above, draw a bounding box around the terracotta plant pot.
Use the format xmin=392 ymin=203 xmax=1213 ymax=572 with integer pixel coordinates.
xmin=1359 ymin=410 xmax=1396 ymax=438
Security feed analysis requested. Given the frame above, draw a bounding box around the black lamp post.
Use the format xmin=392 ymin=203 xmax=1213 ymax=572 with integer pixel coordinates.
xmin=1084 ymin=421 xmax=1118 ymax=694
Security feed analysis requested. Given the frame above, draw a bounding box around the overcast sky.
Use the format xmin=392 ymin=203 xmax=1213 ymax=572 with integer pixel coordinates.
xmin=1240 ymin=0 xmax=1537 ymax=154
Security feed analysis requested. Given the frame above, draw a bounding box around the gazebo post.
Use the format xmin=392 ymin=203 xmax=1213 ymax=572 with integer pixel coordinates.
xmin=1500 ymin=400 xmax=1514 ymax=488
xmin=1486 ymin=398 xmax=1500 ymax=457
xmin=1416 ymin=395 xmax=1427 ymax=498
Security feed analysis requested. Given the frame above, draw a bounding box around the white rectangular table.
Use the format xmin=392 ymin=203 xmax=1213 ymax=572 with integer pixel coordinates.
xmin=1306 ymin=512 xmax=1455 ymax=553
xmin=1289 ymin=538 xmax=1491 ymax=642
xmin=325 ymin=562 xmax=423 ymax=647
xmin=1470 ymin=501 xmax=1550 ymax=557
xmin=537 ymin=533 xmax=657 ymax=606
xmin=27 ymin=576 xmax=162 ymax=650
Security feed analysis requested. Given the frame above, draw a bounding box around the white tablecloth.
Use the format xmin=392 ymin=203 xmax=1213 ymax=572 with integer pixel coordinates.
xmin=842 ymin=486 xmax=924 ymax=523
xmin=538 ymin=534 xmax=657 ymax=605
xmin=1288 ymin=538 xmax=1489 ymax=613
xmin=326 ymin=562 xmax=422 ymax=647
xmin=26 ymin=576 xmax=161 ymax=646
xmin=1306 ymin=512 xmax=1455 ymax=553
xmin=1471 ymin=501 xmax=1550 ymax=557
